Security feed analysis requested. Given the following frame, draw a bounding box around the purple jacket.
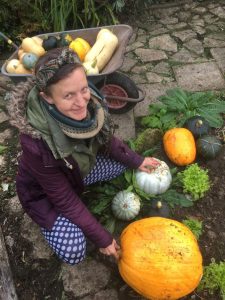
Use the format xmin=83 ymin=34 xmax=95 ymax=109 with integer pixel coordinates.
xmin=16 ymin=133 xmax=144 ymax=248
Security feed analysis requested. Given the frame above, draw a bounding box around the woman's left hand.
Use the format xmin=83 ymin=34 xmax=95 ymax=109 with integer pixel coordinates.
xmin=138 ymin=157 xmax=160 ymax=173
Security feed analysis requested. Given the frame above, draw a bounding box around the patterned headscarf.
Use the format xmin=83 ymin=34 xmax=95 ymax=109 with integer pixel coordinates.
xmin=35 ymin=47 xmax=81 ymax=91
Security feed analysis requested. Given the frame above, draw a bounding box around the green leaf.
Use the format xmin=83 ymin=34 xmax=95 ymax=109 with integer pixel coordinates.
xmin=104 ymin=217 xmax=116 ymax=233
xmin=124 ymin=170 xmax=133 ymax=184
xmin=160 ymin=189 xmax=193 ymax=208
xmin=0 ymin=145 xmax=7 ymax=154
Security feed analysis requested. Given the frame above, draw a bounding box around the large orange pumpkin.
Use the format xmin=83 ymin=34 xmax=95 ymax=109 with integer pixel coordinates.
xmin=118 ymin=217 xmax=203 ymax=300
xmin=163 ymin=128 xmax=196 ymax=166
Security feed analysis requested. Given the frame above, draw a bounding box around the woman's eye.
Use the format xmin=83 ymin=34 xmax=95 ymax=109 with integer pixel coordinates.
xmin=82 ymin=87 xmax=89 ymax=93
xmin=65 ymin=93 xmax=72 ymax=99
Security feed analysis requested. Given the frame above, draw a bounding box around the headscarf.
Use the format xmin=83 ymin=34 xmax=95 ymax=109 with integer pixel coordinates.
xmin=35 ymin=47 xmax=81 ymax=91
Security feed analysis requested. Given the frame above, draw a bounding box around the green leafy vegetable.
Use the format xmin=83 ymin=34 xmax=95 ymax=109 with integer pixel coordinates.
xmin=182 ymin=218 xmax=203 ymax=239
xmin=177 ymin=163 xmax=211 ymax=200
xmin=141 ymin=88 xmax=225 ymax=131
xmin=198 ymin=259 xmax=225 ymax=300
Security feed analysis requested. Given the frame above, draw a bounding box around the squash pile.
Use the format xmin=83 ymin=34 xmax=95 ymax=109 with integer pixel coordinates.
xmin=6 ymin=36 xmax=45 ymax=74
xmin=5 ymin=28 xmax=119 ymax=76
xmin=118 ymin=217 xmax=203 ymax=300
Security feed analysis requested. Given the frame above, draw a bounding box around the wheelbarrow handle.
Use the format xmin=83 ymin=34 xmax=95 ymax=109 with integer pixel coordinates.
xmin=0 ymin=32 xmax=19 ymax=50
xmin=103 ymin=86 xmax=146 ymax=103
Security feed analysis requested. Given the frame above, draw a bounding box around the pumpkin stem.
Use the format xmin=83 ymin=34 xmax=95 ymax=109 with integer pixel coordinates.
xmin=196 ymin=120 xmax=203 ymax=127
xmin=157 ymin=201 xmax=162 ymax=209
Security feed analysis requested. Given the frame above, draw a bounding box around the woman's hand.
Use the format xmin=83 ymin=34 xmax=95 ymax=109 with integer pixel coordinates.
xmin=99 ymin=239 xmax=120 ymax=260
xmin=138 ymin=157 xmax=160 ymax=173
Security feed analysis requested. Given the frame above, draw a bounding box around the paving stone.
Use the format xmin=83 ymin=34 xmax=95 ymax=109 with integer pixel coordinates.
xmin=134 ymin=82 xmax=177 ymax=117
xmin=61 ymin=260 xmax=111 ymax=298
xmin=148 ymin=34 xmax=177 ymax=53
xmin=125 ymin=41 xmax=144 ymax=53
xmin=160 ymin=17 xmax=178 ymax=25
xmin=203 ymin=14 xmax=219 ymax=24
xmin=173 ymin=62 xmax=225 ymax=92
xmin=207 ymin=33 xmax=225 ymax=41
xmin=152 ymin=61 xmax=171 ymax=75
xmin=0 ymin=111 xmax=9 ymax=123
xmin=211 ymin=7 xmax=225 ymax=18
xmin=204 ymin=37 xmax=225 ymax=48
xmin=0 ymin=129 xmax=12 ymax=144
xmin=191 ymin=25 xmax=206 ymax=35
xmin=184 ymin=39 xmax=204 ymax=55
xmin=149 ymin=27 xmax=170 ymax=36
xmin=192 ymin=15 xmax=201 ymax=21
xmin=136 ymin=35 xmax=147 ymax=44
xmin=146 ymin=72 xmax=164 ymax=83
xmin=192 ymin=6 xmax=207 ymax=14
xmin=166 ymin=22 xmax=188 ymax=30
xmin=129 ymin=74 xmax=148 ymax=84
xmin=153 ymin=8 xmax=179 ymax=19
xmin=170 ymin=48 xmax=199 ymax=64
xmin=215 ymin=60 xmax=225 ymax=75
xmin=205 ymin=24 xmax=220 ymax=32
xmin=0 ymin=155 xmax=6 ymax=168
xmin=131 ymin=64 xmax=151 ymax=74
xmin=20 ymin=214 xmax=53 ymax=259
xmin=6 ymin=195 xmax=23 ymax=215
xmin=135 ymin=48 xmax=168 ymax=62
xmin=190 ymin=19 xmax=205 ymax=27
xmin=210 ymin=47 xmax=225 ymax=61
xmin=172 ymin=30 xmax=197 ymax=42
xmin=111 ymin=110 xmax=136 ymax=140
xmin=120 ymin=57 xmax=137 ymax=72
xmin=82 ymin=289 xmax=119 ymax=300
xmin=208 ymin=3 xmax=220 ymax=10
xmin=137 ymin=28 xmax=146 ymax=36
xmin=177 ymin=11 xmax=191 ymax=22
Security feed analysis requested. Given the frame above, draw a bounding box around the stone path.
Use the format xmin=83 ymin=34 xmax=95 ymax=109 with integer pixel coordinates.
xmin=1 ymin=1 xmax=225 ymax=299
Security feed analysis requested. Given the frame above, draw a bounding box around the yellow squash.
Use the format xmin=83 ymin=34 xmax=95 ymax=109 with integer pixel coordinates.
xmin=69 ymin=37 xmax=91 ymax=62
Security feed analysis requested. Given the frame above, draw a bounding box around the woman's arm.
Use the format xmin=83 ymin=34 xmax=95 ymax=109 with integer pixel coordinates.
xmin=21 ymin=147 xmax=113 ymax=249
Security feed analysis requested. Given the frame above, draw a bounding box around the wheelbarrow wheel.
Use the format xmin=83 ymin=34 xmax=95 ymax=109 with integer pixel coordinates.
xmin=96 ymin=72 xmax=139 ymax=114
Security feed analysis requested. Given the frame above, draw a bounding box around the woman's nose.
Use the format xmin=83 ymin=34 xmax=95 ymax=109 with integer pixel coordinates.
xmin=75 ymin=93 xmax=87 ymax=107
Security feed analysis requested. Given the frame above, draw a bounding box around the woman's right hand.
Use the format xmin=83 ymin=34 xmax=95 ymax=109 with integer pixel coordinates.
xmin=99 ymin=239 xmax=120 ymax=260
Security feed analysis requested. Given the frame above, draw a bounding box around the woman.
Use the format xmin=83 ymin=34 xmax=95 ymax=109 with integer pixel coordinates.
xmin=7 ymin=47 xmax=159 ymax=265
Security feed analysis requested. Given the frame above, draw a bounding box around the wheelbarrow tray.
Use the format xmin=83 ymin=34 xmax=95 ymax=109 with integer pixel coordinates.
xmin=1 ymin=24 xmax=133 ymax=84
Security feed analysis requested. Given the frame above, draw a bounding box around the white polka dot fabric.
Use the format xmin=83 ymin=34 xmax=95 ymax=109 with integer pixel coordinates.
xmin=41 ymin=155 xmax=126 ymax=265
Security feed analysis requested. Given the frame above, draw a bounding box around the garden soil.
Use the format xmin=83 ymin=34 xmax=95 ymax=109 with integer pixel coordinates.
xmin=1 ymin=0 xmax=225 ymax=299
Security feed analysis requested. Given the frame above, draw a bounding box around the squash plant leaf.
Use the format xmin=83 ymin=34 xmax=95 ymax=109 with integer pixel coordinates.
xmin=160 ymin=189 xmax=193 ymax=208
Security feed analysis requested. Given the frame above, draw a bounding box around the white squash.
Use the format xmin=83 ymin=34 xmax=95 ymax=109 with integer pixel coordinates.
xmin=112 ymin=191 xmax=140 ymax=221
xmin=84 ymin=28 xmax=118 ymax=71
xmin=135 ymin=159 xmax=172 ymax=195
xmin=6 ymin=59 xmax=20 ymax=73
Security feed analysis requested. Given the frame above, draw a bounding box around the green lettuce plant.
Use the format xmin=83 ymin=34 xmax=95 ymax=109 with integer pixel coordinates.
xmin=177 ymin=163 xmax=211 ymax=200
xmin=198 ymin=259 xmax=225 ymax=300
xmin=182 ymin=218 xmax=203 ymax=239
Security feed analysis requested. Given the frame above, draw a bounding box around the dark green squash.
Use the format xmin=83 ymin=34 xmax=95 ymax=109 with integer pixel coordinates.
xmin=196 ymin=135 xmax=223 ymax=159
xmin=184 ymin=116 xmax=210 ymax=138
xmin=43 ymin=36 xmax=58 ymax=51
xmin=57 ymin=33 xmax=73 ymax=47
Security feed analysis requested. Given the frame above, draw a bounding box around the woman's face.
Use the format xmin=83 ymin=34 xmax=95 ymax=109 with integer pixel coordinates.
xmin=41 ymin=67 xmax=91 ymax=121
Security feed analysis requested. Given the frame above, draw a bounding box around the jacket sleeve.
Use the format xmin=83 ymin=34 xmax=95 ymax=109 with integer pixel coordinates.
xmin=21 ymin=147 xmax=113 ymax=248
xmin=107 ymin=136 xmax=144 ymax=168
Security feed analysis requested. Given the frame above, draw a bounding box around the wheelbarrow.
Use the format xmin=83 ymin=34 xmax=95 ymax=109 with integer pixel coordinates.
xmin=0 ymin=25 xmax=145 ymax=114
